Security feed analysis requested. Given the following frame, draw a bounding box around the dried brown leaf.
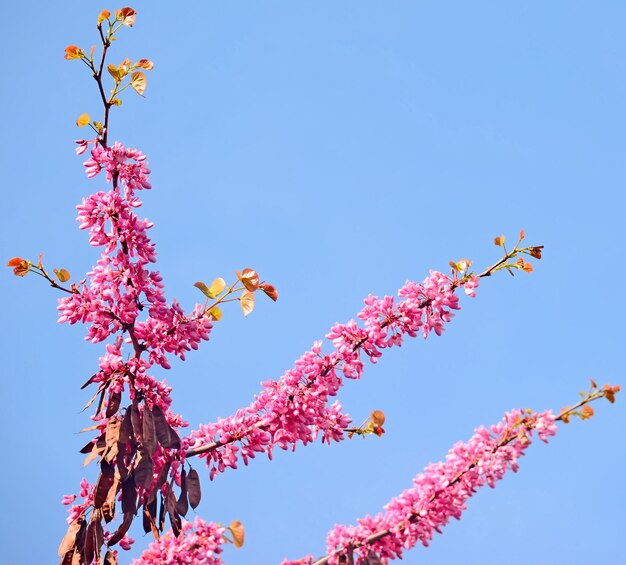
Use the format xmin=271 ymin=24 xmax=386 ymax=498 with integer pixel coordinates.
xmin=106 ymin=390 xmax=122 ymax=418
xmin=58 ymin=517 xmax=83 ymax=557
xmin=134 ymin=447 xmax=154 ymax=488
xmin=176 ymin=468 xmax=189 ymax=517
xmin=94 ymin=460 xmax=115 ymax=509
xmin=186 ymin=468 xmax=201 ymax=509
xmin=108 ymin=511 xmax=134 ymax=547
xmin=121 ymin=472 xmax=137 ymax=515
xmin=142 ymin=406 xmax=157 ymax=456
xmin=152 ymin=405 xmax=181 ymax=449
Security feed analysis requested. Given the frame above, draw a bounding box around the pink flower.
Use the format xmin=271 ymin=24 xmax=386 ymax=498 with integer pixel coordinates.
xmin=61 ymin=494 xmax=76 ymax=505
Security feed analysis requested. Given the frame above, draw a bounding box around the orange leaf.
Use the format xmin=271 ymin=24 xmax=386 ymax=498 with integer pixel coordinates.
xmin=97 ymin=9 xmax=111 ymax=25
xmin=130 ymin=72 xmax=146 ymax=96
xmin=493 ymin=235 xmax=505 ymax=247
xmin=229 ymin=521 xmax=245 ymax=549
xmin=581 ymin=405 xmax=594 ymax=420
xmin=240 ymin=290 xmax=255 ymax=317
xmin=522 ymin=261 xmax=533 ymax=273
xmin=76 ymin=113 xmax=90 ymax=127
xmin=7 ymin=257 xmax=30 ymax=277
xmin=260 ymin=283 xmax=278 ymax=302
xmin=239 ymin=268 xmax=259 ymax=292
xmin=519 ymin=228 xmax=525 ymax=240
xmin=371 ymin=410 xmax=385 ymax=426
xmin=136 ymin=59 xmax=154 ymax=71
xmin=54 ymin=268 xmax=71 ymax=283
xmin=64 ymin=45 xmax=85 ymax=60
xmin=116 ymin=7 xmax=136 ymax=27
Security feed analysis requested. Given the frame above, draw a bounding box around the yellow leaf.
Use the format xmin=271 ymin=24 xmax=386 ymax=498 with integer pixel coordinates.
xmin=208 ymin=277 xmax=226 ymax=298
xmin=194 ymin=281 xmax=211 ymax=298
xmin=54 ymin=268 xmax=71 ymax=283
xmin=76 ymin=113 xmax=90 ymax=127
xmin=107 ymin=64 xmax=121 ymax=82
xmin=240 ymin=290 xmax=255 ymax=317
xmin=131 ymin=71 xmax=146 ymax=96
xmin=111 ymin=98 xmax=122 ymax=106
xmin=64 ymin=45 xmax=85 ymax=60
xmin=229 ymin=521 xmax=245 ymax=549
xmin=209 ymin=306 xmax=222 ymax=321
xmin=493 ymin=235 xmax=505 ymax=246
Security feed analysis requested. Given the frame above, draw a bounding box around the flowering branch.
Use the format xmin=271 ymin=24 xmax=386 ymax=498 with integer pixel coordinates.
xmin=282 ymin=382 xmax=619 ymax=565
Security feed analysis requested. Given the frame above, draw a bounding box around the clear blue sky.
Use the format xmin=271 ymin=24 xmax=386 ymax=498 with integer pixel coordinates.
xmin=1 ymin=2 xmax=625 ymax=563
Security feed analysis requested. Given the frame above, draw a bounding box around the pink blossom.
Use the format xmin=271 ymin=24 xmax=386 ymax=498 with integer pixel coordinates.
xmin=287 ymin=409 xmax=559 ymax=564
xmin=133 ymin=518 xmax=225 ymax=565
xmin=120 ymin=535 xmax=135 ymax=551
xmin=184 ymin=270 xmax=478 ymax=481
xmin=61 ymin=494 xmax=76 ymax=505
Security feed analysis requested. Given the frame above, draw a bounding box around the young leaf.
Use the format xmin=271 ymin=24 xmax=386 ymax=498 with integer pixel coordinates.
xmin=371 ymin=410 xmax=385 ymax=427
xmin=64 ymin=45 xmax=85 ymax=60
xmin=239 ymin=268 xmax=260 ymax=292
xmin=240 ymin=290 xmax=255 ymax=317
xmin=76 ymin=113 xmax=90 ymax=127
xmin=229 ymin=520 xmax=245 ymax=549
xmin=131 ymin=72 xmax=147 ymax=96
xmin=107 ymin=64 xmax=122 ymax=82
xmin=194 ymin=281 xmax=212 ymax=298
xmin=208 ymin=277 xmax=226 ymax=297
xmin=7 ymin=257 xmax=30 ymax=277
xmin=116 ymin=7 xmax=137 ymax=27
xmin=54 ymin=268 xmax=71 ymax=282
xmin=97 ymin=9 xmax=111 ymax=26
xmin=209 ymin=306 xmax=222 ymax=321
xmin=494 ymin=235 xmax=505 ymax=247
xmin=136 ymin=59 xmax=154 ymax=70
xmin=260 ymin=283 xmax=279 ymax=302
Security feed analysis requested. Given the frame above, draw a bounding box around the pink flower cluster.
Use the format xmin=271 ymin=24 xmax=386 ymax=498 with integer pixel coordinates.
xmin=63 ymin=478 xmax=94 ymax=524
xmin=59 ymin=142 xmax=210 ymax=524
xmin=184 ymin=271 xmax=475 ymax=480
xmin=59 ymin=141 xmax=212 ymax=370
xmin=285 ymin=409 xmax=558 ymax=564
xmin=133 ymin=518 xmax=226 ymax=565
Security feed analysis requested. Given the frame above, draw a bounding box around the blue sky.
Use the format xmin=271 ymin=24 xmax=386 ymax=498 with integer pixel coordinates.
xmin=1 ymin=2 xmax=625 ymax=563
